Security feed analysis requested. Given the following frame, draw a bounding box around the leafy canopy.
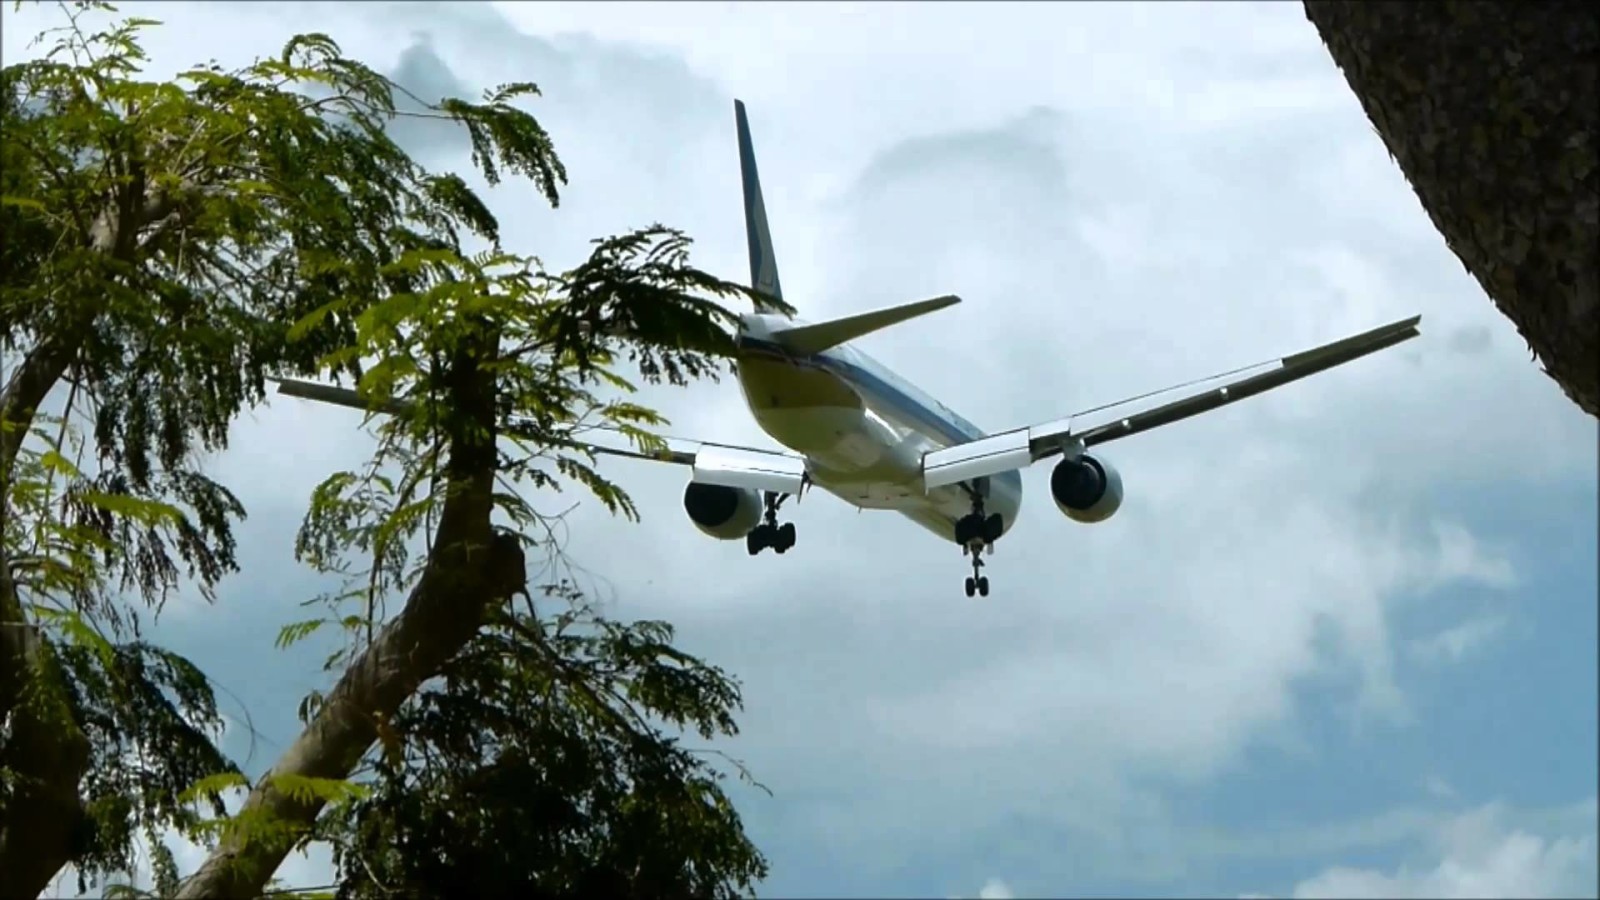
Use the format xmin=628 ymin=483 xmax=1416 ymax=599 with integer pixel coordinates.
xmin=4 ymin=2 xmax=784 ymax=896
xmin=318 ymin=588 xmax=768 ymax=899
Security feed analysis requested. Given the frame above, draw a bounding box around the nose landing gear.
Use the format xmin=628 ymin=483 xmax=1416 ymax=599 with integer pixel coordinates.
xmin=746 ymin=491 xmax=797 ymax=555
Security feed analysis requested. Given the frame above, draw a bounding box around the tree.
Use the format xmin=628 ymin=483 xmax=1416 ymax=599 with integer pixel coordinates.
xmin=1303 ymin=1 xmax=1598 ymax=418
xmin=2 ymin=4 xmax=779 ymax=897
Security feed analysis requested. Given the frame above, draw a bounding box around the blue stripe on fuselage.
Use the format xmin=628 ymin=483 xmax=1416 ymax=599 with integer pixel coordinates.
xmin=736 ymin=336 xmax=1023 ymax=496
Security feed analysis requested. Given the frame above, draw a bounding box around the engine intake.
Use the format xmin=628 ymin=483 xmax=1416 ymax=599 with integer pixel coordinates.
xmin=683 ymin=482 xmax=764 ymax=540
xmin=1050 ymin=454 xmax=1123 ymax=524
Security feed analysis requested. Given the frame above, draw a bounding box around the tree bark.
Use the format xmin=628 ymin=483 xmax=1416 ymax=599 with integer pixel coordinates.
xmin=174 ymin=328 xmax=520 ymax=900
xmin=1304 ymin=0 xmax=1599 ymax=417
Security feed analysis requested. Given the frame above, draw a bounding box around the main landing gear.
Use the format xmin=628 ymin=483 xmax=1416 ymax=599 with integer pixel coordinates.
xmin=955 ymin=484 xmax=1004 ymax=598
xmin=746 ymin=491 xmax=796 ymax=556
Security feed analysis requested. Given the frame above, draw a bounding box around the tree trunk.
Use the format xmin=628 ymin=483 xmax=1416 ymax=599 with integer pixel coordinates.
xmin=174 ymin=326 xmax=522 ymax=900
xmin=0 ymin=340 xmax=90 ymax=880
xmin=0 ymin=573 xmax=92 ymax=900
xmin=1304 ymin=0 xmax=1599 ymax=417
xmin=0 ymin=185 xmax=185 ymax=900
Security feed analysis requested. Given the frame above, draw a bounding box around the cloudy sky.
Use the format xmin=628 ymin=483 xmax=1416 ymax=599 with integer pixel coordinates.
xmin=8 ymin=1 xmax=1598 ymax=897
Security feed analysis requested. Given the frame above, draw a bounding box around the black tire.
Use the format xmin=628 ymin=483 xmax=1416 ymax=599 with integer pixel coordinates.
xmin=984 ymin=513 xmax=1004 ymax=543
xmin=746 ymin=527 xmax=766 ymax=556
xmin=977 ymin=576 xmax=990 ymax=597
xmin=778 ymin=522 xmax=796 ymax=550
xmin=964 ymin=577 xmax=976 ymax=598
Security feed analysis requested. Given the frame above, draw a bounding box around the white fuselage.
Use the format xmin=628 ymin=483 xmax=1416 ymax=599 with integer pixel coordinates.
xmin=733 ymin=313 xmax=1023 ymax=543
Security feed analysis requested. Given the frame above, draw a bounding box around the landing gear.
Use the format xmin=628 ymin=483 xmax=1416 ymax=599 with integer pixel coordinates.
xmin=954 ymin=482 xmax=1003 ymax=597
xmin=746 ymin=521 xmax=795 ymax=555
xmin=746 ymin=491 xmax=797 ymax=556
xmin=953 ymin=511 xmax=1004 ymax=547
xmin=964 ymin=569 xmax=990 ymax=598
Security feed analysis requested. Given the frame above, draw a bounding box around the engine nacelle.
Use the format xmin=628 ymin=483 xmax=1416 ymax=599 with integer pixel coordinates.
xmin=1049 ymin=454 xmax=1124 ymax=524
xmin=683 ymin=482 xmax=764 ymax=540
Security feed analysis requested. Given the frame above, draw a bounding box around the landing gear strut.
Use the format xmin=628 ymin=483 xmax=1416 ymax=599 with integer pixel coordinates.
xmin=746 ymin=491 xmax=796 ymax=556
xmin=964 ymin=558 xmax=989 ymax=598
xmin=954 ymin=482 xmax=1003 ymax=597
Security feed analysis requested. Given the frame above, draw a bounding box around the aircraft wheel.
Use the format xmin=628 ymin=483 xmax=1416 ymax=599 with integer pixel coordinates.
xmin=746 ymin=527 xmax=766 ymax=556
xmin=976 ymin=576 xmax=990 ymax=597
xmin=777 ymin=522 xmax=797 ymax=552
xmin=955 ymin=514 xmax=982 ymax=546
xmin=964 ymin=577 xmax=976 ymax=598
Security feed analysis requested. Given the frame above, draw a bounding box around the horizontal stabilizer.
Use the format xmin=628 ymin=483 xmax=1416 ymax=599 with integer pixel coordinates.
xmin=271 ymin=377 xmax=406 ymax=417
xmin=270 ymin=376 xmax=811 ymax=495
xmin=770 ymin=294 xmax=961 ymax=356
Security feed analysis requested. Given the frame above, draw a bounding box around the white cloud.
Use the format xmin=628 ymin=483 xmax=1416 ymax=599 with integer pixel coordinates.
xmin=948 ymin=877 xmax=1018 ymax=900
xmin=1410 ymin=614 xmax=1511 ymax=665
xmin=979 ymin=878 xmax=1017 ymax=899
xmin=1286 ymin=803 xmax=1600 ymax=900
xmin=1425 ymin=775 xmax=1460 ymax=801
xmin=6 ymin=1 xmax=1595 ymax=896
xmin=1426 ymin=524 xmax=1518 ymax=591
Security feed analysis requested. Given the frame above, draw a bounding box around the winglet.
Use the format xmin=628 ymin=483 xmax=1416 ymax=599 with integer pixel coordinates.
xmin=768 ymin=294 xmax=961 ymax=356
xmin=735 ymin=99 xmax=786 ymax=314
xmin=1282 ymin=314 xmax=1422 ymax=368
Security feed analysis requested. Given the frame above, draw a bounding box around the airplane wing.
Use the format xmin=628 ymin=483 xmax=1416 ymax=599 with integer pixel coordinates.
xmin=922 ymin=314 xmax=1422 ymax=490
xmin=269 ymin=378 xmax=811 ymax=496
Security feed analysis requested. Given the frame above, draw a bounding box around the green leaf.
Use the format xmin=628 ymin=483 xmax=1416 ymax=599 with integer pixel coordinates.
xmin=275 ymin=618 xmax=327 ymax=649
xmin=177 ymin=771 xmax=251 ymax=807
xmin=75 ymin=490 xmax=185 ymax=527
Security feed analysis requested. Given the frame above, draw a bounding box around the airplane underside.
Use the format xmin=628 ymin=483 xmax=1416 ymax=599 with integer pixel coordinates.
xmin=736 ymin=359 xmax=1024 ymax=597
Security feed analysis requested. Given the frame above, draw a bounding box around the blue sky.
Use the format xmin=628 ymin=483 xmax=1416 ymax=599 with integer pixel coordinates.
xmin=7 ymin=2 xmax=1596 ymax=897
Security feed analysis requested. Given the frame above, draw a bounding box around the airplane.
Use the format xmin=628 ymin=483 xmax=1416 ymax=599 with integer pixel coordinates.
xmin=273 ymin=99 xmax=1423 ymax=598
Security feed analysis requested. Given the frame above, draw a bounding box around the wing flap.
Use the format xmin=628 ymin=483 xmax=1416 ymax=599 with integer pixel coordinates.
xmin=690 ymin=444 xmax=809 ymax=494
xmin=922 ymin=428 xmax=1032 ymax=491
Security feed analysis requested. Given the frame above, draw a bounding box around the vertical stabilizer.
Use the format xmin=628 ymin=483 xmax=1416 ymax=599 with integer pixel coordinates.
xmin=734 ymin=99 xmax=787 ymax=315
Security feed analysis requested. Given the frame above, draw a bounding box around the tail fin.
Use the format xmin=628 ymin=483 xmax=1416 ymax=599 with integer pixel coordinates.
xmin=735 ymin=99 xmax=787 ymax=315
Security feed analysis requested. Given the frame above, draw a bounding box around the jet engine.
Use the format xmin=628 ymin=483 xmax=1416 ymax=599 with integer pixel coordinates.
xmin=683 ymin=482 xmax=764 ymax=540
xmin=1050 ymin=454 xmax=1124 ymax=524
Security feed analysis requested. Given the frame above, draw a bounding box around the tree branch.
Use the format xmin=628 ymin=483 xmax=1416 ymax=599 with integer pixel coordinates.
xmin=174 ymin=322 xmax=519 ymax=899
xmin=0 ymin=591 xmax=92 ymax=900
